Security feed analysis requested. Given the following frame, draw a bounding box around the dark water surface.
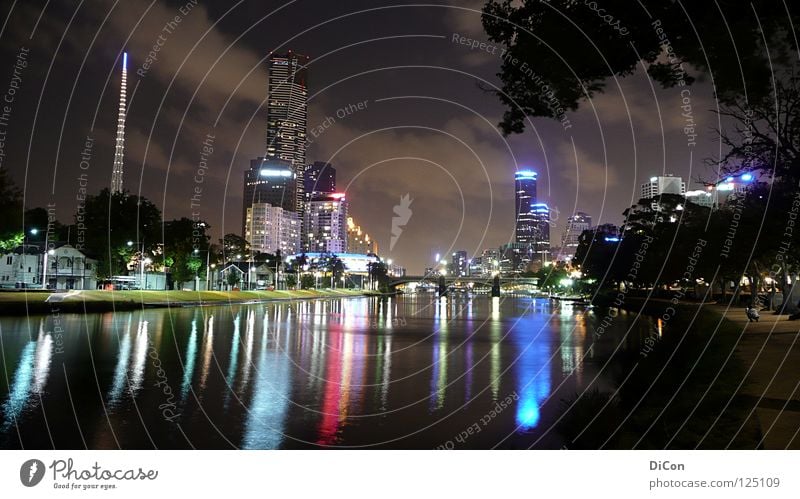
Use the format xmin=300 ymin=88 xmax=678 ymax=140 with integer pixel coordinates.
xmin=0 ymin=295 xmax=653 ymax=449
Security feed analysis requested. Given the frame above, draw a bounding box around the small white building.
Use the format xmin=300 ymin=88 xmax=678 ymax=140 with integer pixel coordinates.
xmin=0 ymin=245 xmax=42 ymax=288
xmin=43 ymin=244 xmax=98 ymax=290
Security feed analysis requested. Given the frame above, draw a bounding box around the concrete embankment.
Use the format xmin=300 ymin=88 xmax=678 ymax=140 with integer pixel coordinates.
xmin=0 ymin=289 xmax=373 ymax=315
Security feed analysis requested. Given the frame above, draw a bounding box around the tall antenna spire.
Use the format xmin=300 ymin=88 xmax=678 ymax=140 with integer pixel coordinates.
xmin=110 ymin=52 xmax=127 ymax=194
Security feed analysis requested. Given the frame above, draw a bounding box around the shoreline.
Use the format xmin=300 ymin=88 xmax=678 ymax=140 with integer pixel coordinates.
xmin=563 ymin=294 xmax=765 ymax=449
xmin=0 ymin=289 xmax=379 ymax=316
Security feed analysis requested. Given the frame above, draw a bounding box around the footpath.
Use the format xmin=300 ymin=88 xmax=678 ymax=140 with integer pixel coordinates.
xmin=709 ymin=305 xmax=800 ymax=449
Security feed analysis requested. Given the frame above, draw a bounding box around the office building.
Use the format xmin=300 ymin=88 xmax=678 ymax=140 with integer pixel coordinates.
xmin=305 ymin=193 xmax=349 ymax=253
xmin=304 ymin=161 xmax=336 ymax=202
xmin=514 ymin=170 xmax=538 ymax=246
xmin=451 ymin=250 xmax=468 ymax=277
xmin=531 ymin=203 xmax=551 ymax=263
xmin=560 ymin=211 xmax=592 ymax=259
xmin=685 ymin=189 xmax=714 ymax=208
xmin=242 ymin=158 xmax=296 ymax=236
xmin=641 ymin=175 xmax=686 ymax=199
xmin=346 ymin=217 xmax=377 ymax=255
xmin=267 ymin=51 xmax=310 ymax=213
xmin=245 ymin=203 xmax=301 ymax=256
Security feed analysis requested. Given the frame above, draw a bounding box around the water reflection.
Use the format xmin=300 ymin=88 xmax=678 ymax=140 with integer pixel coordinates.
xmin=0 ymin=295 xmax=651 ymax=449
xmin=1 ymin=320 xmax=53 ymax=432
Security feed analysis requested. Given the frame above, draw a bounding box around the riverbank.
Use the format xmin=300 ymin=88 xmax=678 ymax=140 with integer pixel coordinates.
xmin=0 ymin=289 xmax=374 ymax=315
xmin=560 ymin=295 xmax=764 ymax=449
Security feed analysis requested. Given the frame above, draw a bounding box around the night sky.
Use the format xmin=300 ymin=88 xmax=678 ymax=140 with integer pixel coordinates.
xmin=0 ymin=0 xmax=722 ymax=272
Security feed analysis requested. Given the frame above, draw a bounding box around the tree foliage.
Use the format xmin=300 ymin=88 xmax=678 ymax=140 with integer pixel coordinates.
xmin=482 ymin=0 xmax=798 ymax=134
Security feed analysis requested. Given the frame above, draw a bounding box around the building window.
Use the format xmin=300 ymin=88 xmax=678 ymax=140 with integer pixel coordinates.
xmin=5 ymin=256 xmax=11 ymax=265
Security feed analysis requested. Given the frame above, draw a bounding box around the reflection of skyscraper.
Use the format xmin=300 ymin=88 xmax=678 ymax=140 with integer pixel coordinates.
xmin=303 ymin=161 xmax=336 ymax=202
xmin=267 ymin=51 xmax=309 ymax=213
xmin=514 ymin=170 xmax=537 ymax=246
xmin=110 ymin=53 xmax=128 ymax=194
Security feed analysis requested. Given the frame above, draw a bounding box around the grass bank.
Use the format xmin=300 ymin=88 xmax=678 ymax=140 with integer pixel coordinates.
xmin=558 ymin=296 xmax=762 ymax=449
xmin=0 ymin=289 xmax=373 ymax=315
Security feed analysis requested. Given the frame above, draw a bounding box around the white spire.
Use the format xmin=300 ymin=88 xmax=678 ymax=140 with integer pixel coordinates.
xmin=110 ymin=52 xmax=127 ymax=194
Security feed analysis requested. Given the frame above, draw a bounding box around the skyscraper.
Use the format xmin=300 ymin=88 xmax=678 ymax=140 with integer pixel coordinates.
xmin=304 ymin=161 xmax=336 ymax=202
xmin=451 ymin=250 xmax=468 ymax=277
xmin=531 ymin=203 xmax=551 ymax=262
xmin=304 ymin=193 xmax=348 ymax=253
xmin=641 ymin=175 xmax=686 ymax=199
xmin=560 ymin=211 xmax=592 ymax=259
xmin=110 ymin=52 xmax=128 ymax=194
xmin=514 ymin=170 xmax=537 ymax=246
xmin=242 ymin=158 xmax=296 ymax=236
xmin=267 ymin=51 xmax=309 ymax=213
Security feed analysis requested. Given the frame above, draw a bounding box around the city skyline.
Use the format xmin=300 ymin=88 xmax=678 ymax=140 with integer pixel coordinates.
xmin=0 ymin=1 xmax=730 ymax=274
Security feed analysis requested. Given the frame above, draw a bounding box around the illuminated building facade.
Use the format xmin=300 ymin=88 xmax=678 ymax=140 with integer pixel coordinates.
xmin=304 ymin=193 xmax=349 ymax=253
xmin=242 ymin=158 xmax=296 ymax=236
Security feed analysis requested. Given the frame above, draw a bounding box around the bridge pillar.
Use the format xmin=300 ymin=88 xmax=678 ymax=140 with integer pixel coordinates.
xmin=438 ymin=275 xmax=447 ymax=296
xmin=491 ymin=275 xmax=501 ymax=297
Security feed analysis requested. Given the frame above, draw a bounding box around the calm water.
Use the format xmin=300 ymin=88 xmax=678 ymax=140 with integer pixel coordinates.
xmin=0 ymin=295 xmax=652 ymax=449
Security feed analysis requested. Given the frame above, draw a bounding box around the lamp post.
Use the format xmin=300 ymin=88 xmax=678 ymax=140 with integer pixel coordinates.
xmin=41 ymin=248 xmax=54 ymax=290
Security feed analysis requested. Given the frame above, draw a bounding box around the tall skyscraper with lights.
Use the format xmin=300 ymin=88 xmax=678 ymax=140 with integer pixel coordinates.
xmin=514 ymin=170 xmax=537 ymax=245
xmin=266 ymin=51 xmax=309 ymax=213
xmin=110 ymin=52 xmax=128 ymax=194
xmin=304 ymin=161 xmax=336 ymax=202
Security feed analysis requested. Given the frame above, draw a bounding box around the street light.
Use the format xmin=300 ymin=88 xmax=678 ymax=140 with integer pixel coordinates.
xmin=42 ymin=248 xmax=54 ymax=289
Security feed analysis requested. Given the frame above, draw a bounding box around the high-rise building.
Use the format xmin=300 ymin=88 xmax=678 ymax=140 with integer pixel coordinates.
xmin=304 ymin=161 xmax=336 ymax=202
xmin=242 ymin=158 xmax=296 ymax=236
xmin=110 ymin=52 xmax=128 ymax=194
xmin=481 ymin=248 xmax=500 ymax=276
xmin=514 ymin=170 xmax=538 ymax=246
xmin=245 ymin=203 xmax=301 ymax=256
xmin=560 ymin=211 xmax=592 ymax=259
xmin=451 ymin=250 xmax=468 ymax=277
xmin=685 ymin=189 xmax=714 ymax=208
xmin=346 ymin=217 xmax=377 ymax=255
xmin=304 ymin=193 xmax=349 ymax=253
xmin=267 ymin=51 xmax=310 ymax=213
xmin=641 ymin=175 xmax=686 ymax=199
xmin=531 ymin=203 xmax=551 ymax=263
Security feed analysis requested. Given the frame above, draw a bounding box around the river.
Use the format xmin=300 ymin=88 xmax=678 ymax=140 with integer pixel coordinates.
xmin=0 ymin=294 xmax=654 ymax=449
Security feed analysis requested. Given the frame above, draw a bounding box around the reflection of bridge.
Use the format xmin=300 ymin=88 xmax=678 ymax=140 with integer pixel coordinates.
xmin=387 ymin=275 xmax=538 ymax=289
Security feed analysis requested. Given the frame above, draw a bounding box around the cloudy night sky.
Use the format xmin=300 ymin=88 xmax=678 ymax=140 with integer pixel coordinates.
xmin=0 ymin=0 xmax=722 ymax=272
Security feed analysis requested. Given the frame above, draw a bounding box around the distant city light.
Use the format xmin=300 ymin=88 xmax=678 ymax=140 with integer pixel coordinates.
xmin=260 ymin=168 xmax=292 ymax=177
xmin=29 ymin=228 xmax=38 ymax=235
xmin=605 ymin=236 xmax=620 ymax=242
xmin=650 ymin=176 xmax=658 ymax=182
xmin=741 ymin=173 xmax=754 ymax=181
xmin=726 ymin=176 xmax=734 ymax=182
xmin=515 ymin=170 xmax=537 ymax=178
xmin=330 ymin=193 xmax=346 ymax=199
xmin=717 ymin=183 xmax=735 ymax=191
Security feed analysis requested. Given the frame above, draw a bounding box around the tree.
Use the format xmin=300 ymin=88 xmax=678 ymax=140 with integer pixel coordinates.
xmin=481 ymin=0 xmax=797 ymax=134
xmin=300 ymin=274 xmax=315 ymax=290
xmin=220 ymin=233 xmax=249 ymax=260
xmin=0 ymin=168 xmax=23 ymax=251
xmin=162 ymin=218 xmax=210 ymax=289
xmin=78 ymin=189 xmax=162 ymax=278
xmin=227 ymin=271 xmax=241 ymax=288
